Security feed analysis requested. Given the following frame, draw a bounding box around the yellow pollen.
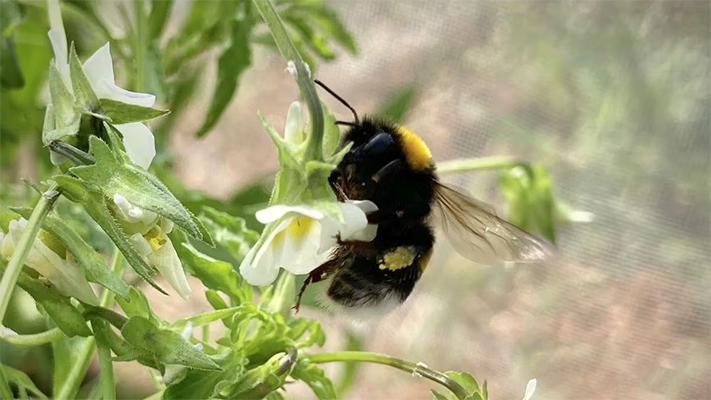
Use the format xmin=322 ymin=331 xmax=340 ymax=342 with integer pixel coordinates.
xmin=286 ymin=216 xmax=315 ymax=239
xmin=144 ymin=228 xmax=167 ymax=251
xmin=396 ymin=126 xmax=432 ymax=171
xmin=379 ymin=246 xmax=417 ymax=271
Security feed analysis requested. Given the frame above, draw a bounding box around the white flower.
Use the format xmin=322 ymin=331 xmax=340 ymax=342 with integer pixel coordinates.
xmin=522 ymin=379 xmax=537 ymax=400
xmin=46 ymin=0 xmax=156 ymax=169
xmin=0 ymin=218 xmax=98 ymax=305
xmin=239 ymin=200 xmax=378 ymax=286
xmin=112 ymin=195 xmax=191 ymax=299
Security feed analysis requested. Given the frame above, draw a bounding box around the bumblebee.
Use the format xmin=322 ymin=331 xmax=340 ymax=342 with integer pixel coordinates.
xmin=294 ymin=81 xmax=552 ymax=316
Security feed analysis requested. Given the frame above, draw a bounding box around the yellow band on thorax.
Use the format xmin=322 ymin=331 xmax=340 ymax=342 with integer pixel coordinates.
xmin=396 ymin=126 xmax=433 ymax=171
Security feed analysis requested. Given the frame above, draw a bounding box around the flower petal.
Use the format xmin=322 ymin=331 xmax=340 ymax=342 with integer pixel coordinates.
xmin=82 ymin=43 xmax=115 ymax=89
xmin=239 ymin=216 xmax=294 ymax=286
xmin=523 ymin=379 xmax=537 ymax=400
xmin=147 ymin=237 xmax=191 ymax=300
xmin=4 ymin=219 xmax=98 ymax=305
xmin=255 ymin=205 xmax=324 ymax=224
xmin=279 ymin=216 xmax=325 ymax=275
xmin=83 ymin=43 xmax=156 ymax=107
xmin=115 ymin=122 xmax=156 ymax=169
xmin=47 ymin=30 xmax=70 ymax=89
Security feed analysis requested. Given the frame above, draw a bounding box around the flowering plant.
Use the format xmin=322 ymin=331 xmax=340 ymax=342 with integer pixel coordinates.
xmin=0 ymin=1 xmax=567 ymax=399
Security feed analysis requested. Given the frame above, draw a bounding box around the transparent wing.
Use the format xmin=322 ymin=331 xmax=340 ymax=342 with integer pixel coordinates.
xmin=432 ymin=182 xmax=553 ymax=266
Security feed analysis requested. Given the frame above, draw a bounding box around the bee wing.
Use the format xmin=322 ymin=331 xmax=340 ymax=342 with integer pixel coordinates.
xmin=432 ymin=182 xmax=553 ymax=266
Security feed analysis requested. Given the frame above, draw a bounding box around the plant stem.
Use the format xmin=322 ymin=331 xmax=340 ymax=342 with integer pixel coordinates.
xmin=54 ymin=251 xmax=124 ymax=400
xmin=0 ymin=185 xmax=59 ymax=324
xmin=133 ymin=0 xmax=148 ymax=92
xmin=437 ymin=156 xmax=525 ymax=175
xmin=308 ymin=351 xmax=470 ymax=400
xmin=253 ymin=0 xmax=324 ymax=162
xmin=93 ymin=320 xmax=116 ymax=400
xmin=0 ymin=327 xmax=63 ymax=346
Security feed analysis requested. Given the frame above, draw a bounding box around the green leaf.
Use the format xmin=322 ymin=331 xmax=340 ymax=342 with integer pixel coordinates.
xmin=83 ymin=305 xmax=129 ymax=330
xmin=177 ymin=242 xmax=250 ymax=303
xmin=288 ymin=318 xmax=325 ymax=349
xmin=1 ymin=366 xmax=48 ymax=400
xmin=68 ymin=43 xmax=99 ymax=112
xmin=7 ymin=269 xmax=92 ymax=337
xmin=498 ymin=164 xmax=556 ymax=243
xmin=121 ymin=316 xmax=221 ymax=370
xmin=115 ymin=286 xmax=154 ymax=321
xmin=0 ymin=0 xmax=26 ymax=37
xmin=200 ymin=206 xmax=258 ymax=262
xmin=170 ymin=307 xmax=242 ymax=330
xmin=148 ymin=0 xmax=173 ymax=39
xmin=52 ymin=335 xmax=91 ymax=398
xmin=285 ymin=15 xmax=335 ymax=60
xmin=1 ymin=37 xmax=23 ymax=89
xmin=377 ymin=86 xmax=417 ymax=122
xmin=431 ymin=389 xmax=451 ymax=400
xmin=69 ymin=136 xmax=213 ymax=245
xmin=11 ymin=206 xmax=130 ymax=300
xmin=295 ymin=2 xmax=357 ymax=54
xmin=98 ymin=98 xmax=169 ymax=124
xmin=321 ymin=101 xmax=341 ymax=157
xmin=54 ymin=174 xmax=165 ymax=294
xmin=291 ymin=360 xmax=337 ymax=400
xmin=163 ymin=350 xmax=246 ymax=400
xmin=0 ymin=0 xmax=26 ymax=89
xmin=443 ymin=372 xmax=486 ymax=400
xmin=196 ymin=19 xmax=252 ymax=137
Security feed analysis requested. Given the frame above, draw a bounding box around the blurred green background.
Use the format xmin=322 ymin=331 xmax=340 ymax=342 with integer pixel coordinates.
xmin=1 ymin=1 xmax=709 ymax=399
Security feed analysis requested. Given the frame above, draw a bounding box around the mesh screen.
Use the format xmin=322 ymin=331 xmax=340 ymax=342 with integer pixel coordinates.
xmin=175 ymin=1 xmax=710 ymax=399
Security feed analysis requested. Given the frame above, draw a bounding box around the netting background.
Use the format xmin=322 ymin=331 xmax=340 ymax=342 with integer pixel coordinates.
xmin=167 ymin=2 xmax=711 ymax=399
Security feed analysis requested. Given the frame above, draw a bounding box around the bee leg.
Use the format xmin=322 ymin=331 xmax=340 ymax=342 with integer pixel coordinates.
xmin=293 ymin=260 xmax=339 ymax=313
xmin=371 ymin=159 xmax=403 ymax=184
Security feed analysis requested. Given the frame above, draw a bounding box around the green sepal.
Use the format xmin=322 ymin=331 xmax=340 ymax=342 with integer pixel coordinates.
xmin=69 ymin=136 xmax=213 ymax=245
xmin=43 ymin=61 xmax=80 ymax=145
xmin=177 ymin=242 xmax=251 ymax=304
xmin=53 ymin=174 xmax=165 ymax=294
xmin=98 ymin=98 xmax=169 ymax=124
xmin=68 ymin=42 xmax=99 ymax=113
xmin=121 ymin=316 xmax=221 ymax=371
xmin=321 ymin=101 xmax=341 ymax=157
xmin=10 ymin=206 xmax=130 ymax=300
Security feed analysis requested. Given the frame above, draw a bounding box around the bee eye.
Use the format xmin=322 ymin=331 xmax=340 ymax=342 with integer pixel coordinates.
xmin=353 ymin=132 xmax=394 ymax=160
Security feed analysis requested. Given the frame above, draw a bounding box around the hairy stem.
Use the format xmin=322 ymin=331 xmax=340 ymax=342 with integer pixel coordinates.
xmin=54 ymin=251 xmax=124 ymax=400
xmin=252 ymin=0 xmax=324 ymax=162
xmin=0 ymin=185 xmax=59 ymax=324
xmin=0 ymin=327 xmax=63 ymax=346
xmin=308 ymin=351 xmax=469 ymax=400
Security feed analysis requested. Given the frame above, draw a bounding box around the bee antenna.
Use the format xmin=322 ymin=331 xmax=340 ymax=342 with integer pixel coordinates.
xmin=314 ymin=79 xmax=360 ymax=124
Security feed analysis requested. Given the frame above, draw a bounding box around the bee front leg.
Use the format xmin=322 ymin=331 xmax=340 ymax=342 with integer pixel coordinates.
xmin=293 ymin=260 xmax=338 ymax=313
